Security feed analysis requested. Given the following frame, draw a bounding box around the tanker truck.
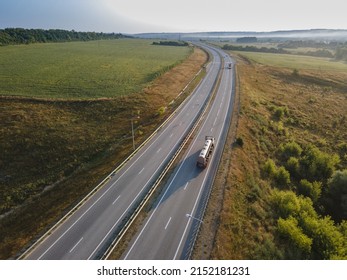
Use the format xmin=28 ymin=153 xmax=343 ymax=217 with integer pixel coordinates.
xmin=197 ymin=136 xmax=215 ymax=168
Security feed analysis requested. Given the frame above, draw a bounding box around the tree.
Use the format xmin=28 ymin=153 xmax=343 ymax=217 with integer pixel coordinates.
xmin=300 ymin=145 xmax=340 ymax=182
xmin=270 ymin=190 xmax=317 ymax=219
xmin=301 ymin=215 xmax=346 ymax=259
xmin=279 ymin=141 xmax=303 ymax=160
xmin=297 ymin=179 xmax=322 ymax=203
xmin=262 ymin=159 xmax=277 ymax=179
xmin=278 ymin=216 xmax=312 ymax=256
xmin=275 ymin=166 xmax=291 ymax=188
xmin=326 ymin=169 xmax=347 ymax=221
xmin=286 ymin=157 xmax=300 ymax=179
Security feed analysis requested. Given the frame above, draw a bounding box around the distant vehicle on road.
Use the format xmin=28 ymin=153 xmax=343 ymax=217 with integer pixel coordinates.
xmin=227 ymin=62 xmax=232 ymax=69
xmin=197 ymin=136 xmax=215 ymax=168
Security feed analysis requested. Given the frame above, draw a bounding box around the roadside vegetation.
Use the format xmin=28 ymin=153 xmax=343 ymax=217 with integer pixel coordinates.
xmin=0 ymin=40 xmax=208 ymax=258
xmin=210 ymin=46 xmax=347 ymax=259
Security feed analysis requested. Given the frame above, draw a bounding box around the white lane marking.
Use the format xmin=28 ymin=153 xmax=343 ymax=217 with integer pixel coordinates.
xmin=156 ymin=148 xmax=162 ymax=153
xmin=184 ymin=182 xmax=189 ymax=190
xmin=213 ymin=117 xmax=217 ymax=126
xmin=170 ymin=133 xmax=173 ymax=138
xmin=112 ymin=195 xmax=121 ymax=205
xmin=138 ymin=168 xmax=145 ymax=175
xmin=165 ymin=217 xmax=172 ymax=230
xmin=69 ymin=237 xmax=83 ymax=253
xmin=38 ymin=181 xmax=114 ymax=259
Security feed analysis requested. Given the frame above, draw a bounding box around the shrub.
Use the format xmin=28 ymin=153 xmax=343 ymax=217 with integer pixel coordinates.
xmin=300 ymin=215 xmax=346 ymax=259
xmin=279 ymin=141 xmax=303 ymax=160
xmin=326 ymin=169 xmax=347 ymax=221
xmin=278 ymin=216 xmax=312 ymax=255
xmin=300 ymin=145 xmax=340 ymax=182
xmin=262 ymin=159 xmax=277 ymax=178
xmin=271 ymin=189 xmax=317 ymax=219
xmin=275 ymin=166 xmax=291 ymax=188
xmin=274 ymin=107 xmax=285 ymax=120
xmin=286 ymin=157 xmax=300 ymax=179
xmin=235 ymin=137 xmax=244 ymax=147
xmin=297 ymin=179 xmax=322 ymax=203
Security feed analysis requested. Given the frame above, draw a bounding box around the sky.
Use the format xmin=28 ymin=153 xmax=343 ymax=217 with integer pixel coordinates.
xmin=0 ymin=0 xmax=346 ymax=34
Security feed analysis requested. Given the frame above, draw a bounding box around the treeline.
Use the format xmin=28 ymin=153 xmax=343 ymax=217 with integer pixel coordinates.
xmin=222 ymin=44 xmax=289 ymax=54
xmin=278 ymin=40 xmax=347 ymax=49
xmin=152 ymin=41 xmax=188 ymax=47
xmin=0 ymin=28 xmax=131 ymax=46
xmin=223 ymin=43 xmax=347 ymax=60
xmin=236 ymin=37 xmax=257 ymax=43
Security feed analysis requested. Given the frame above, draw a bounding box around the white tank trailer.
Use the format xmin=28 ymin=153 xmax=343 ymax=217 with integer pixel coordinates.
xmin=197 ymin=136 xmax=215 ymax=168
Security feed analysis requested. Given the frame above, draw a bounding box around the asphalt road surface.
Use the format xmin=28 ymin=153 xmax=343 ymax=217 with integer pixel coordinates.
xmin=123 ymin=45 xmax=235 ymax=260
xmin=23 ymin=44 xmax=223 ymax=260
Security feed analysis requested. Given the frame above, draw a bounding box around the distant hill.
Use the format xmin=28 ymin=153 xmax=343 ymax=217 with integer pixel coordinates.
xmin=135 ymin=29 xmax=347 ymax=42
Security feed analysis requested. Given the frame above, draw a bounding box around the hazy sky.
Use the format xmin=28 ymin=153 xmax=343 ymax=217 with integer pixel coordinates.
xmin=0 ymin=0 xmax=346 ymax=33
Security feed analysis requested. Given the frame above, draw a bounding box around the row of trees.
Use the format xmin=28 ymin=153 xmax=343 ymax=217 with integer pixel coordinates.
xmin=278 ymin=40 xmax=347 ymax=49
xmin=0 ymin=28 xmax=130 ymax=46
xmin=262 ymin=141 xmax=347 ymax=259
xmin=223 ymin=43 xmax=347 ymax=60
xmin=222 ymin=44 xmax=289 ymax=54
xmin=152 ymin=41 xmax=188 ymax=47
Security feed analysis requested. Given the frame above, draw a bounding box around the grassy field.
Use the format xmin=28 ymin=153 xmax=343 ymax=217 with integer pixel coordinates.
xmin=0 ymin=42 xmax=207 ymax=259
xmin=0 ymin=39 xmax=192 ymax=99
xmin=235 ymin=51 xmax=347 ymax=72
xmin=197 ymin=49 xmax=347 ymax=259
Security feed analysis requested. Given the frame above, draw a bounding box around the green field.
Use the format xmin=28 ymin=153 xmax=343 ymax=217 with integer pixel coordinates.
xmin=0 ymin=39 xmax=192 ymax=99
xmin=236 ymin=51 xmax=347 ymax=72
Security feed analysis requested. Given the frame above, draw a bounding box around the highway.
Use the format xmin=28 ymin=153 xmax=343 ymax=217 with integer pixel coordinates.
xmin=123 ymin=45 xmax=235 ymax=260
xmin=22 ymin=44 xmax=224 ymax=260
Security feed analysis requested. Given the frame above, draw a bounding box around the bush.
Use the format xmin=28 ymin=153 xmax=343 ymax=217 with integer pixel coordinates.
xmin=286 ymin=157 xmax=300 ymax=179
xmin=326 ymin=169 xmax=347 ymax=221
xmin=235 ymin=137 xmax=244 ymax=147
xmin=278 ymin=216 xmax=312 ymax=256
xmin=279 ymin=141 xmax=303 ymax=160
xmin=297 ymin=179 xmax=322 ymax=203
xmin=274 ymin=107 xmax=285 ymax=120
xmin=301 ymin=215 xmax=346 ymax=259
xmin=275 ymin=166 xmax=291 ymax=188
xmin=262 ymin=159 xmax=277 ymax=179
xmin=300 ymin=145 xmax=340 ymax=182
xmin=271 ymin=189 xmax=317 ymax=219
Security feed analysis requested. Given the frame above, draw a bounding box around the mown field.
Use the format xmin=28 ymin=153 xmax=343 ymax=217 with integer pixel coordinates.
xmin=0 ymin=39 xmax=192 ymax=99
xmin=198 ymin=48 xmax=347 ymax=259
xmin=0 ymin=40 xmax=207 ymax=259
